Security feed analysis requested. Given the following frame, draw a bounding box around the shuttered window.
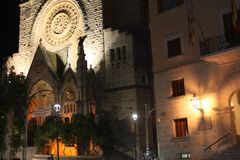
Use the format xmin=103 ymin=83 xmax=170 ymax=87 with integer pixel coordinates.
xmin=174 ymin=118 xmax=189 ymax=137
xmin=167 ymin=37 xmax=182 ymax=58
xmin=171 ymin=79 xmax=185 ymax=97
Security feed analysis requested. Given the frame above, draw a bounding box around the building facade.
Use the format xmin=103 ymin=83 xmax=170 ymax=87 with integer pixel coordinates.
xmin=5 ymin=0 xmax=155 ymax=159
xmin=149 ymin=0 xmax=240 ymax=159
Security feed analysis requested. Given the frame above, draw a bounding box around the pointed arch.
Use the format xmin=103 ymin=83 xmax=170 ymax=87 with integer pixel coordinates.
xmin=61 ymin=85 xmax=77 ymax=122
xmin=28 ymin=80 xmax=55 ymax=124
xmin=27 ymin=80 xmax=55 ymax=146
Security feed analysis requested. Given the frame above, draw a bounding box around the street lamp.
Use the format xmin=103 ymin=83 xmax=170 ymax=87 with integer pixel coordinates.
xmin=144 ymin=104 xmax=158 ymax=160
xmin=191 ymin=93 xmax=200 ymax=109
xmin=53 ymin=103 xmax=61 ymax=160
xmin=132 ymin=113 xmax=138 ymax=160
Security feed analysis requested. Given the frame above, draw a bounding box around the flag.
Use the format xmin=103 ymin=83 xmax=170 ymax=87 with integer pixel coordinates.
xmin=186 ymin=0 xmax=196 ymax=46
xmin=231 ymin=0 xmax=240 ymax=32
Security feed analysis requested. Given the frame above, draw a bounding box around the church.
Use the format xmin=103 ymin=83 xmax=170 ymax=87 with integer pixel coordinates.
xmin=6 ymin=0 xmax=155 ymax=159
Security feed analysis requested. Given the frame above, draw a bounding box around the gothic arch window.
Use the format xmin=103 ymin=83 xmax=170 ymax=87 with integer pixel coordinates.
xmin=28 ymin=80 xmax=55 ymax=125
xmin=62 ymin=86 xmax=77 ymax=121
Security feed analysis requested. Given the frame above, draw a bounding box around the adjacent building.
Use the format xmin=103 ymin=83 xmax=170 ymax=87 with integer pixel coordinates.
xmin=149 ymin=0 xmax=240 ymax=159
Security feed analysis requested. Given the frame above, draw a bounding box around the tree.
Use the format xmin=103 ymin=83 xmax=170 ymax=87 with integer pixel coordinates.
xmin=0 ymin=61 xmax=28 ymax=158
xmin=34 ymin=115 xmax=64 ymax=152
xmin=34 ymin=113 xmax=96 ymax=155
xmin=70 ymin=113 xmax=93 ymax=155
xmin=95 ymin=111 xmax=134 ymax=150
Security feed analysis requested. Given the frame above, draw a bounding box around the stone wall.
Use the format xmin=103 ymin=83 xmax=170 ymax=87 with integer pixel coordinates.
xmin=7 ymin=0 xmax=104 ymax=75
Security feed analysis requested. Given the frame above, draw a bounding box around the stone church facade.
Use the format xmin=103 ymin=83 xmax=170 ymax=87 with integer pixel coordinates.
xmin=6 ymin=0 xmax=155 ymax=159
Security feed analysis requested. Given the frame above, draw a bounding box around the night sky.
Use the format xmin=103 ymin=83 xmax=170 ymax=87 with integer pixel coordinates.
xmin=0 ymin=1 xmax=20 ymax=60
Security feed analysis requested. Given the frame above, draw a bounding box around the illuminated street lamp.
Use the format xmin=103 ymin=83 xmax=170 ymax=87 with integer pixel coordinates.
xmin=132 ymin=113 xmax=138 ymax=121
xmin=132 ymin=113 xmax=138 ymax=159
xmin=191 ymin=93 xmax=200 ymax=109
xmin=53 ymin=103 xmax=61 ymax=160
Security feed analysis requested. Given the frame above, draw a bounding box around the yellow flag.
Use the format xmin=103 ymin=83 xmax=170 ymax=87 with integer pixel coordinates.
xmin=232 ymin=0 xmax=240 ymax=32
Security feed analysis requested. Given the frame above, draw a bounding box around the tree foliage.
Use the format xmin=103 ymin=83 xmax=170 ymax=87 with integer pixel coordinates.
xmin=32 ymin=110 xmax=134 ymax=157
xmin=95 ymin=111 xmax=134 ymax=150
xmin=0 ymin=62 xmax=28 ymax=158
xmin=34 ymin=115 xmax=64 ymax=151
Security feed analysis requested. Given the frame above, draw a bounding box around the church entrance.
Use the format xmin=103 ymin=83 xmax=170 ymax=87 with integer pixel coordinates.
xmin=230 ymin=90 xmax=240 ymax=143
xmin=27 ymin=80 xmax=55 ymax=147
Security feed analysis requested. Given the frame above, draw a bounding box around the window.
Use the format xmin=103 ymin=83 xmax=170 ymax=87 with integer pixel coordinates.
xmin=174 ymin=118 xmax=189 ymax=137
xmin=122 ymin=46 xmax=126 ymax=60
xmin=167 ymin=37 xmax=182 ymax=58
xmin=109 ymin=46 xmax=127 ymax=66
xmin=122 ymin=46 xmax=127 ymax=64
xmin=157 ymin=0 xmax=184 ymax=14
xmin=171 ymin=79 xmax=185 ymax=97
xmin=63 ymin=103 xmax=76 ymax=113
xmin=110 ymin=49 xmax=115 ymax=62
xmin=223 ymin=12 xmax=240 ymax=46
xmin=116 ymin=47 xmax=121 ymax=60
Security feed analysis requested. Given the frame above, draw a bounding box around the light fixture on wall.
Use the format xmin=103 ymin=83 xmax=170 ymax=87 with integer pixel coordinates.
xmin=191 ymin=93 xmax=200 ymax=109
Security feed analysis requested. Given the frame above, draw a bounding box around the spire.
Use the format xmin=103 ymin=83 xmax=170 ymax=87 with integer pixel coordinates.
xmin=76 ymin=35 xmax=88 ymax=115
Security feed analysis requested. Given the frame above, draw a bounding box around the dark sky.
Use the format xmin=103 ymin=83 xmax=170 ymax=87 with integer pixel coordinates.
xmin=0 ymin=1 xmax=20 ymax=60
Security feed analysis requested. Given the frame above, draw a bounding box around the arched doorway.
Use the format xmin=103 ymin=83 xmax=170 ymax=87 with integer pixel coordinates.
xmin=27 ymin=80 xmax=55 ymax=146
xmin=230 ymin=90 xmax=240 ymax=143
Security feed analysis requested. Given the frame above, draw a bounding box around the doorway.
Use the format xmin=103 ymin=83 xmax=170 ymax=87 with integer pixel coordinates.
xmin=230 ymin=90 xmax=240 ymax=143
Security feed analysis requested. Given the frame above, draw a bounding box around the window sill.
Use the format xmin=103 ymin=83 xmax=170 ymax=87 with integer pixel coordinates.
xmin=170 ymin=135 xmax=190 ymax=142
xmin=167 ymin=53 xmax=184 ymax=59
xmin=167 ymin=94 xmax=186 ymax=99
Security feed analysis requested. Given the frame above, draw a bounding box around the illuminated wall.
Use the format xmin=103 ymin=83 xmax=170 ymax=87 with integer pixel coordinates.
xmin=7 ymin=0 xmax=104 ymax=75
xmin=149 ymin=0 xmax=240 ymax=159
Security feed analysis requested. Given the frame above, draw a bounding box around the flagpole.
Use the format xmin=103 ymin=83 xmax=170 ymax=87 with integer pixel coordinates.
xmin=186 ymin=0 xmax=206 ymax=43
xmin=195 ymin=18 xmax=206 ymax=40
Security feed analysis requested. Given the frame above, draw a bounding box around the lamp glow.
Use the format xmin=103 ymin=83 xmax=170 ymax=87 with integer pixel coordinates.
xmin=53 ymin=103 xmax=61 ymax=160
xmin=53 ymin=104 xmax=61 ymax=112
xmin=132 ymin=113 xmax=138 ymax=121
xmin=192 ymin=94 xmax=200 ymax=109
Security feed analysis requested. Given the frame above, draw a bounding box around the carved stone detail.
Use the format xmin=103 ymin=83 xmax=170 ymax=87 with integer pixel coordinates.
xmin=44 ymin=2 xmax=79 ymax=45
xmin=34 ymin=60 xmax=45 ymax=74
xmin=62 ymin=86 xmax=76 ymax=101
xmin=52 ymin=13 xmax=70 ymax=34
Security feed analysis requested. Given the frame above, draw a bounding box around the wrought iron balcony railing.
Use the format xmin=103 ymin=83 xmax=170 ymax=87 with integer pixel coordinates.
xmin=199 ymin=34 xmax=240 ymax=56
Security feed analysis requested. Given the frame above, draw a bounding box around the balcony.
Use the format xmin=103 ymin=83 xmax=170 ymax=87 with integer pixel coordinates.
xmin=199 ymin=34 xmax=240 ymax=56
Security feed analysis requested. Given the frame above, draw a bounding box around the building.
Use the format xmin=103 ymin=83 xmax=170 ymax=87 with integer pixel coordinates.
xmin=5 ymin=0 xmax=155 ymax=159
xmin=149 ymin=0 xmax=240 ymax=159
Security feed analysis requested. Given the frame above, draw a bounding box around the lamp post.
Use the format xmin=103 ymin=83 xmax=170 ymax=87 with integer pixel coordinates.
xmin=144 ymin=104 xmax=159 ymax=160
xmin=53 ymin=103 xmax=61 ymax=160
xmin=145 ymin=104 xmax=156 ymax=154
xmin=132 ymin=113 xmax=138 ymax=160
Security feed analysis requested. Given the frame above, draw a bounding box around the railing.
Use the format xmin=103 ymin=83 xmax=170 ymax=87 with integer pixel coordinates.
xmin=199 ymin=34 xmax=240 ymax=56
xmin=204 ymin=133 xmax=230 ymax=152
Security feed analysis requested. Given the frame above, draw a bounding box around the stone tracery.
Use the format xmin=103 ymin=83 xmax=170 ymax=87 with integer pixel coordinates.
xmin=44 ymin=2 xmax=79 ymax=45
